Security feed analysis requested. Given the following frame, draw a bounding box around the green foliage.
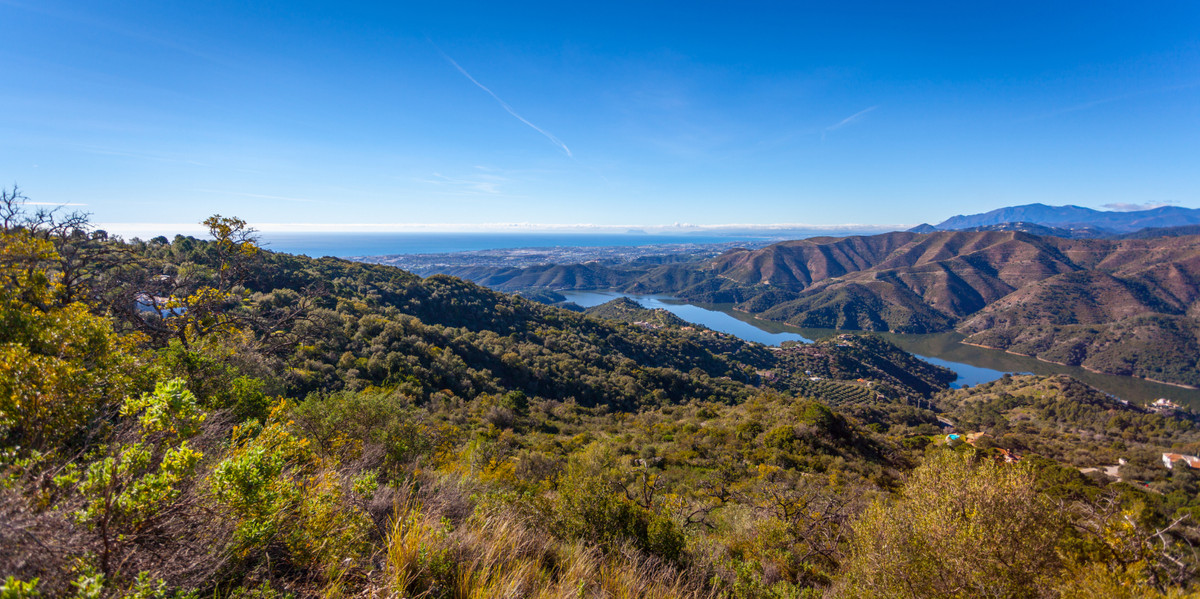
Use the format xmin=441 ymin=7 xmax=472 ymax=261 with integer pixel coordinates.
xmin=552 ymin=443 xmax=686 ymax=562
xmin=293 ymin=388 xmax=442 ymax=469
xmin=121 ymin=379 xmax=206 ymax=438
xmin=839 ymin=449 xmax=1068 ymax=597
xmin=209 ymin=408 xmax=312 ymax=552
xmin=210 ymin=401 xmax=373 ymax=581
xmin=798 ymin=402 xmax=836 ymax=429
xmin=0 ymin=232 xmax=141 ymax=451
xmin=69 ymin=571 xmax=104 ymax=599
xmin=224 ymin=582 xmax=293 ymax=599
xmin=0 ymin=577 xmax=40 ymax=599
xmin=121 ymin=572 xmax=197 ymax=599
xmin=500 ymin=390 xmax=530 ymax=417
xmin=66 ymin=380 xmax=206 ymax=578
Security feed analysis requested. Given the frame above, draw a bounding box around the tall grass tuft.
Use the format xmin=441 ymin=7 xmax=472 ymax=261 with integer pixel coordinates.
xmin=378 ymin=483 xmax=715 ymax=599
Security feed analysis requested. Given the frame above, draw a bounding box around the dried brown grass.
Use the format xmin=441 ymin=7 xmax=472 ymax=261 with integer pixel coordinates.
xmin=375 ymin=480 xmax=716 ymax=599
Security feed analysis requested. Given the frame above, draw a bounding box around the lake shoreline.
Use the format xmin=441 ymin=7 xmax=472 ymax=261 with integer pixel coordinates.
xmin=959 ymin=341 xmax=1199 ymax=391
xmin=560 ymin=290 xmax=1200 ymax=408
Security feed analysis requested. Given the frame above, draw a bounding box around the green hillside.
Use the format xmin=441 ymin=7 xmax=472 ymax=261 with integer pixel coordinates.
xmin=583 ymin=297 xmax=691 ymax=327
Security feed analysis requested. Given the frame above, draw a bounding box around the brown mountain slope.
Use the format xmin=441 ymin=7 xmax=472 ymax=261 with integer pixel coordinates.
xmin=702 ymin=232 xmax=920 ymax=289
xmin=676 ymin=231 xmax=1200 ymax=328
xmin=958 ymin=271 xmax=1185 ymax=333
xmin=674 ymin=231 xmax=1084 ymax=331
xmin=655 ymin=231 xmax=1200 ymax=386
xmin=963 ymin=315 xmax=1200 ymax=387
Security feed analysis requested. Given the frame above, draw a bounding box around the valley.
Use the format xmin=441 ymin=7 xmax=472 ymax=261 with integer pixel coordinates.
xmin=376 ymin=229 xmax=1200 ymax=390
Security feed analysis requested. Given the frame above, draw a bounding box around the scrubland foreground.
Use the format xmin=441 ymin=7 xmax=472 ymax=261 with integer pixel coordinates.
xmin=3 ymin=190 xmax=1200 ymax=598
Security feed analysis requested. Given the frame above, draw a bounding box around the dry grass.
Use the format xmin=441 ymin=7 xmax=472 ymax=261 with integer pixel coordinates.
xmin=376 ymin=482 xmax=715 ymax=599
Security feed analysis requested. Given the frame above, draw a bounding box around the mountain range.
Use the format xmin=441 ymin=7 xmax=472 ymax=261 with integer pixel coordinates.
xmin=917 ymin=203 xmax=1200 ymax=235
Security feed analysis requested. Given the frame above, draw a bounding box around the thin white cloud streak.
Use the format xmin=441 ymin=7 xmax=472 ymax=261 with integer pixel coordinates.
xmin=1019 ymin=81 xmax=1200 ymax=122
xmin=1 ymin=0 xmax=228 ymax=66
xmin=826 ymin=106 xmax=879 ymax=132
xmin=195 ymin=189 xmax=319 ymax=204
xmin=26 ymin=202 xmax=88 ymax=206
xmin=437 ymin=50 xmax=573 ymax=157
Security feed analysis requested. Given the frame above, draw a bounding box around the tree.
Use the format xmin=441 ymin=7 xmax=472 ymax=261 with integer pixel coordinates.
xmin=0 ymin=185 xmax=128 ymax=307
xmin=0 ymin=231 xmax=139 ymax=450
xmin=202 ymin=215 xmax=259 ymax=291
xmin=120 ymin=216 xmax=262 ymax=350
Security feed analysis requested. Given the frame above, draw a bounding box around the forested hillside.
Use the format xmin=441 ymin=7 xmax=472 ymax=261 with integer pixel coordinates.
xmin=4 ymin=195 xmax=1200 ymax=598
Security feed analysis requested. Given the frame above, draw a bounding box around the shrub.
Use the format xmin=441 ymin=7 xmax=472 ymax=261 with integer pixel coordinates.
xmin=838 ymin=449 xmax=1067 ymax=597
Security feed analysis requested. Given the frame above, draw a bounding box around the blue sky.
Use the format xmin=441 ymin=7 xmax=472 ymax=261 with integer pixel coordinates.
xmin=2 ymin=1 xmax=1198 ymax=234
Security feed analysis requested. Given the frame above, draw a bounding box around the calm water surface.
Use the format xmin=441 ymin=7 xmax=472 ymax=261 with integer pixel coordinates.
xmin=560 ymin=291 xmax=813 ymax=346
xmin=559 ymin=290 xmax=1200 ymax=408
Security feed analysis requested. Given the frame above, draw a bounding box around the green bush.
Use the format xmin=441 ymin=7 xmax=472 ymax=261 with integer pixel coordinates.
xmin=552 ymin=444 xmax=686 ymax=562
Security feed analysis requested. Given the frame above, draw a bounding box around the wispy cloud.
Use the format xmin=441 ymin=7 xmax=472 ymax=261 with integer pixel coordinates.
xmin=195 ymin=189 xmax=318 ymax=203
xmin=1 ymin=0 xmax=227 ymax=65
xmin=1101 ymin=201 xmax=1177 ymax=212
xmin=76 ymin=146 xmax=208 ymax=167
xmin=1020 ymin=82 xmax=1200 ymax=122
xmin=435 ymin=46 xmax=573 ymax=157
xmin=823 ymin=105 xmax=879 ymax=138
xmin=26 ymin=202 xmax=88 ymax=206
xmin=418 ymin=171 xmax=509 ymax=196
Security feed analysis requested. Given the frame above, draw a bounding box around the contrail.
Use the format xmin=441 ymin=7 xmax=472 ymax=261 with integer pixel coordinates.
xmin=821 ymin=105 xmax=879 ymax=141
xmin=438 ymin=50 xmax=573 ymax=157
xmin=827 ymin=105 xmax=879 ymax=131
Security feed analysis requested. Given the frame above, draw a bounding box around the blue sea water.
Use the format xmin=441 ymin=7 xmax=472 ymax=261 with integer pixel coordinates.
xmin=257 ymin=232 xmax=772 ymax=258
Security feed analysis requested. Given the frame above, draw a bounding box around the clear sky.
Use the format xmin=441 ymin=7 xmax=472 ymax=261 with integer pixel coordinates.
xmin=2 ymin=1 xmax=1199 ymax=233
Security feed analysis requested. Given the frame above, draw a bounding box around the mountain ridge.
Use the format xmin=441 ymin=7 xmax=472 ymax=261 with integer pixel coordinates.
xmin=932 ymin=203 xmax=1200 ymax=233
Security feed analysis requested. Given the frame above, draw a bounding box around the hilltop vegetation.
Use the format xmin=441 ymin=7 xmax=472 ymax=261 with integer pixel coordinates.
xmin=583 ymin=297 xmax=690 ymax=327
xmin=3 ymin=193 xmax=1200 ymax=598
xmin=937 ymin=375 xmax=1200 ymax=469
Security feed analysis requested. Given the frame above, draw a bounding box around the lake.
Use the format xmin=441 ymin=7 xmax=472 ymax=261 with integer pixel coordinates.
xmin=559 ymin=290 xmax=1200 ymax=407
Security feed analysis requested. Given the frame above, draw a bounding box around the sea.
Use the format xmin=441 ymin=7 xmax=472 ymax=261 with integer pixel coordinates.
xmin=257 ymin=232 xmax=776 ymax=258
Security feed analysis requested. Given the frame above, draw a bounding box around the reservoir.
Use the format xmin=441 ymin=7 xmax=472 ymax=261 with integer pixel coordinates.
xmin=559 ymin=290 xmax=1200 ymax=408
